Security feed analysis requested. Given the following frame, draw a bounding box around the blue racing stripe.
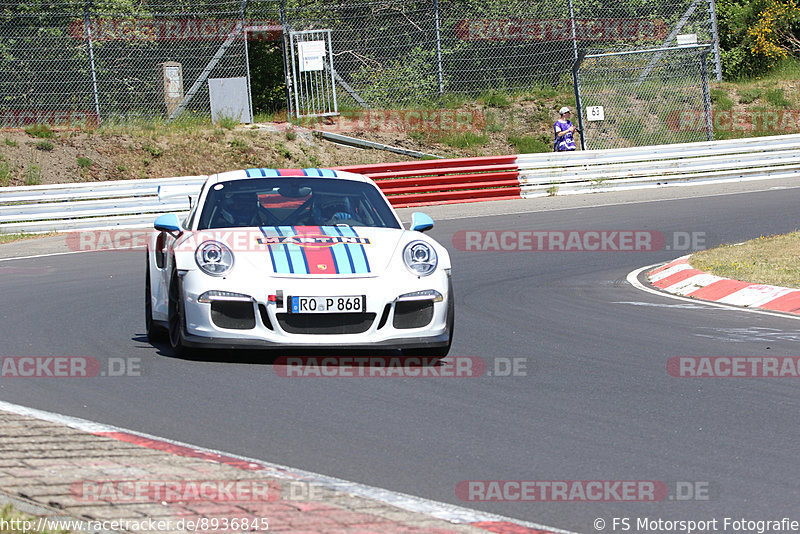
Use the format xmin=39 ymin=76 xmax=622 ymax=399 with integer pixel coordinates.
xmin=321 ymin=226 xmax=349 ymax=274
xmin=280 ymin=226 xmax=308 ymax=275
xmin=331 ymin=226 xmax=357 ymax=274
xmin=275 ymin=227 xmax=294 ymax=274
xmin=246 ymin=168 xmax=280 ymax=178
xmin=260 ymin=227 xmax=279 ymax=273
xmin=339 ymin=226 xmax=370 ymax=273
xmin=320 ymin=169 xmax=338 ymax=178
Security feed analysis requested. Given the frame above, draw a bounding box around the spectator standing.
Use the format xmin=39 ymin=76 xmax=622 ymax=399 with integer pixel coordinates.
xmin=554 ymin=106 xmax=577 ymax=152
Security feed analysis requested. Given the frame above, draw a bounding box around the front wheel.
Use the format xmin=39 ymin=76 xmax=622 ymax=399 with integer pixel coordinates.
xmin=167 ymin=269 xmax=189 ymax=357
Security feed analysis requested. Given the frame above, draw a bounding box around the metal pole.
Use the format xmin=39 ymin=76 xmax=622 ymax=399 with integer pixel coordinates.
xmin=241 ymin=0 xmax=253 ymax=123
xmin=280 ymin=0 xmax=293 ymax=117
xmin=701 ymin=52 xmax=714 ymax=141
xmin=433 ymin=0 xmax=444 ymax=95
xmin=572 ymin=51 xmax=586 ymax=150
xmin=84 ymin=1 xmax=101 ymax=124
xmin=706 ymin=0 xmax=723 ymax=80
xmin=568 ymin=0 xmax=578 ymax=62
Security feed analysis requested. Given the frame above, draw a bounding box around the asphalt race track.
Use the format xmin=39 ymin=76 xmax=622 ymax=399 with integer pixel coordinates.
xmin=3 ymin=184 xmax=800 ymax=531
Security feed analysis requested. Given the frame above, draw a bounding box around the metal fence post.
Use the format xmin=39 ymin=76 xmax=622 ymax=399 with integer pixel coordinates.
xmin=568 ymin=0 xmax=578 ymax=63
xmin=433 ymin=0 xmax=444 ymax=95
xmin=83 ymin=0 xmax=101 ymax=124
xmin=706 ymin=0 xmax=723 ymax=80
xmin=572 ymin=51 xmax=586 ymax=151
xmin=701 ymin=51 xmax=714 ymax=141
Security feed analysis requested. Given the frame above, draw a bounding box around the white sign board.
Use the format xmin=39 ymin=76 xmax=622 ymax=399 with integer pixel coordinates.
xmin=676 ymin=33 xmax=698 ymax=45
xmin=298 ymin=40 xmax=326 ymax=72
xmin=165 ymin=66 xmax=182 ymax=98
xmin=586 ymin=106 xmax=605 ymax=121
xmin=209 ymin=77 xmax=253 ymax=124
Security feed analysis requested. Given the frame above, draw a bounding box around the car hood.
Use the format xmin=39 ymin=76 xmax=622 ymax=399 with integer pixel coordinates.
xmin=238 ymin=225 xmax=407 ymax=278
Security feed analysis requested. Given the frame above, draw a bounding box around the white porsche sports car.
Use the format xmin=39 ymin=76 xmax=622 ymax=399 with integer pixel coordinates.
xmin=145 ymin=168 xmax=453 ymax=357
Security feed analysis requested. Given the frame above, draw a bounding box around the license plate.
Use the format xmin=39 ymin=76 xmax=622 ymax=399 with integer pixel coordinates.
xmin=290 ymin=295 xmax=365 ymax=313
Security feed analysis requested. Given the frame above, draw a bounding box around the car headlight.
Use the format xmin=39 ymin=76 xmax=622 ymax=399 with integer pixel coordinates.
xmin=195 ymin=241 xmax=234 ymax=276
xmin=403 ymin=240 xmax=438 ymax=276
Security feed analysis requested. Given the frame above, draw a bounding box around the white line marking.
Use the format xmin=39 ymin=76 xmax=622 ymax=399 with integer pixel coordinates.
xmin=627 ymin=264 xmax=800 ymax=321
xmin=0 ymin=399 xmax=578 ymax=534
xmin=0 ymin=250 xmax=100 ymax=263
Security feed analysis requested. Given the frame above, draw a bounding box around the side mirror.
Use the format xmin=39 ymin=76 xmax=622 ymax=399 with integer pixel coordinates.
xmin=154 ymin=213 xmax=183 ymax=237
xmin=410 ymin=212 xmax=434 ymax=233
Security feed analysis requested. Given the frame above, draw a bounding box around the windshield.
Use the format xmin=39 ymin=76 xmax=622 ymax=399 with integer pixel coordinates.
xmin=196 ymin=177 xmax=401 ymax=230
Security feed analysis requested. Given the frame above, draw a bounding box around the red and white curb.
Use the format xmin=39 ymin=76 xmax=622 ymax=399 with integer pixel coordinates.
xmin=0 ymin=399 xmax=575 ymax=534
xmin=647 ymin=256 xmax=800 ymax=314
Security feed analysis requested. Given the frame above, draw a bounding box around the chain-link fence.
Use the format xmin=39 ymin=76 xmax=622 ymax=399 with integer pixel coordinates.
xmin=0 ymin=0 xmax=720 ymax=143
xmin=576 ymin=45 xmax=714 ymax=149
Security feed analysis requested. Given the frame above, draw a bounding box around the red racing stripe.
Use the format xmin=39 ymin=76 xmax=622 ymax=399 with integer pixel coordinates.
xmin=295 ymin=226 xmax=338 ymax=274
xmin=686 ymin=279 xmax=752 ymax=300
xmin=277 ymin=168 xmax=306 ymax=176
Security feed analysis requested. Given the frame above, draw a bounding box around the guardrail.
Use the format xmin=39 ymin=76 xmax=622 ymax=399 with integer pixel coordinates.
xmin=2 ymin=134 xmax=799 ymax=233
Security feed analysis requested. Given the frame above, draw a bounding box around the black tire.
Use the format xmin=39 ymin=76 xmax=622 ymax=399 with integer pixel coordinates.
xmin=145 ymin=256 xmax=168 ymax=343
xmin=167 ymin=268 xmax=189 ymax=357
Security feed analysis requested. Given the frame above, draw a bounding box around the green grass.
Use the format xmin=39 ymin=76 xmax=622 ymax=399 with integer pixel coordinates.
xmin=23 ymin=164 xmax=41 ymax=185
xmin=76 ymin=156 xmax=92 ymax=168
xmin=285 ymin=128 xmax=297 ymax=141
xmin=438 ymin=131 xmax=489 ymax=149
xmin=216 ymin=115 xmax=239 ymax=130
xmin=690 ymin=231 xmax=800 ymax=287
xmin=24 ymin=123 xmax=55 ymax=139
xmin=229 ymin=138 xmax=251 ymax=151
xmin=711 ymin=89 xmax=735 ymax=111
xmin=4 ymin=138 xmax=18 ymax=147
xmin=618 ymin=117 xmax=646 ymax=142
xmin=0 ymin=159 xmax=11 ymax=186
xmin=508 ymin=134 xmax=550 ymax=153
xmin=479 ymin=91 xmax=512 ymax=109
xmin=738 ymin=87 xmax=762 ymax=104
xmin=35 ymin=140 xmax=54 ymax=151
xmin=765 ymin=87 xmax=791 ymax=108
xmin=275 ymin=141 xmax=292 ymax=159
xmin=143 ymin=143 xmax=163 ymax=157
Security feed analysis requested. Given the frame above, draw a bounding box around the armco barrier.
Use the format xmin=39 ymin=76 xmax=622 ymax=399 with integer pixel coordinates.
xmin=339 ymin=155 xmax=522 ymax=207
xmin=2 ymin=134 xmax=800 ymax=233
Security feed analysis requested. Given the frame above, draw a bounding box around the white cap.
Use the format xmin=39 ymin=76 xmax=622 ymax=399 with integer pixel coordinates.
xmin=559 ymin=106 xmax=571 ymax=114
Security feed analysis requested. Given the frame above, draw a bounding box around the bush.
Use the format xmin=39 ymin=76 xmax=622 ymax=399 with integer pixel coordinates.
xmin=24 ymin=124 xmax=54 ymax=139
xmin=716 ymin=0 xmax=800 ymax=79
